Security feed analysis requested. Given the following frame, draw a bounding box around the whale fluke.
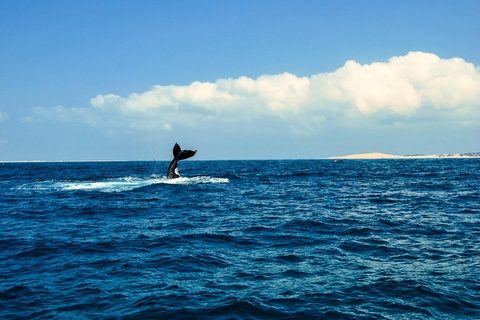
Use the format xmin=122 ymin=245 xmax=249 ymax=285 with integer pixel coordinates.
xmin=167 ymin=143 xmax=197 ymax=179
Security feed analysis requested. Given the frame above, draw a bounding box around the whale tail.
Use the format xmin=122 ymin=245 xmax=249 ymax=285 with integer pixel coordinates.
xmin=167 ymin=143 xmax=197 ymax=179
xmin=173 ymin=143 xmax=197 ymax=161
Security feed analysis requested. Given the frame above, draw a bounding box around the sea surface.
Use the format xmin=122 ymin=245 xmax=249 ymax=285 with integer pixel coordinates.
xmin=1 ymin=159 xmax=479 ymax=319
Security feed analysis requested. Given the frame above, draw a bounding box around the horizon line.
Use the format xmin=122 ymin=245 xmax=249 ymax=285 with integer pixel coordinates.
xmin=2 ymin=152 xmax=479 ymax=163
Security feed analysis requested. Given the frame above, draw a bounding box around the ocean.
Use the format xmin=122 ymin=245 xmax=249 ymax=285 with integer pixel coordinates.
xmin=1 ymin=159 xmax=479 ymax=319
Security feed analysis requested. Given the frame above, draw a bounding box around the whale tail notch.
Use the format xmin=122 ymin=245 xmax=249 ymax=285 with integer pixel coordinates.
xmin=167 ymin=143 xmax=197 ymax=179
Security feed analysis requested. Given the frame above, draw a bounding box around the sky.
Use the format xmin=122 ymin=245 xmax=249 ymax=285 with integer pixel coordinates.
xmin=1 ymin=0 xmax=479 ymax=160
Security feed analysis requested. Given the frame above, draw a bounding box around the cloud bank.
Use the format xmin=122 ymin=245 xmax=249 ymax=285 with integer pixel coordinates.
xmin=37 ymin=52 xmax=480 ymax=134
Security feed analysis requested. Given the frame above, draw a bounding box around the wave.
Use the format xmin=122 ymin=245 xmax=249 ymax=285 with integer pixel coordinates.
xmin=17 ymin=175 xmax=229 ymax=193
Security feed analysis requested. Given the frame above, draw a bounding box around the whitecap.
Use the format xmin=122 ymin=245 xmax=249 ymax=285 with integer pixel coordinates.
xmin=17 ymin=175 xmax=229 ymax=193
xmin=164 ymin=176 xmax=230 ymax=185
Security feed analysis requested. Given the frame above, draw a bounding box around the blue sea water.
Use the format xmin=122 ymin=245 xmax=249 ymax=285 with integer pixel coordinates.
xmin=1 ymin=159 xmax=479 ymax=319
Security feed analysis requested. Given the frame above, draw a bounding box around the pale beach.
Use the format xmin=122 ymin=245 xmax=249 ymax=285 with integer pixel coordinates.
xmin=329 ymin=152 xmax=480 ymax=159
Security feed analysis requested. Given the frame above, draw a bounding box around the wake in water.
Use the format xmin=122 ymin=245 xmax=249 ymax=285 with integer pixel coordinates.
xmin=17 ymin=175 xmax=229 ymax=193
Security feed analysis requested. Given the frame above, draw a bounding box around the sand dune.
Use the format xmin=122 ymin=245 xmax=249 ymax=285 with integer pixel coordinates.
xmin=329 ymin=152 xmax=402 ymax=159
xmin=329 ymin=152 xmax=480 ymax=159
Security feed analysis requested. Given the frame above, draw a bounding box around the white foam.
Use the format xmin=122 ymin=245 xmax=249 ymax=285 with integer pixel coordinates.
xmin=167 ymin=176 xmax=230 ymax=185
xmin=17 ymin=175 xmax=229 ymax=193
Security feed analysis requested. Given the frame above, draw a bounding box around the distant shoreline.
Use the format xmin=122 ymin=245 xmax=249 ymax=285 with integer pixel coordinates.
xmin=0 ymin=159 xmax=131 ymax=163
xmin=1 ymin=152 xmax=479 ymax=162
xmin=328 ymin=152 xmax=480 ymax=159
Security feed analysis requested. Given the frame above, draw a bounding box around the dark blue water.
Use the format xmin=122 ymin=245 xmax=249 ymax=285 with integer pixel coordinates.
xmin=1 ymin=159 xmax=479 ymax=319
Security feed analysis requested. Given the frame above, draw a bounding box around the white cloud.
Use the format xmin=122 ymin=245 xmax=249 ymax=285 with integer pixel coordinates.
xmin=27 ymin=105 xmax=101 ymax=126
xmin=36 ymin=52 xmax=480 ymax=134
xmin=313 ymin=52 xmax=480 ymax=116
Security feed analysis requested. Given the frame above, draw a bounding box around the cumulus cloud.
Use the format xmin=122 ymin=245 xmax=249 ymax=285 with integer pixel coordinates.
xmin=317 ymin=52 xmax=480 ymax=115
xmin=37 ymin=52 xmax=480 ymax=134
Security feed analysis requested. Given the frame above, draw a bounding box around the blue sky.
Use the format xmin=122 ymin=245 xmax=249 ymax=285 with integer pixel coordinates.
xmin=1 ymin=0 xmax=479 ymax=160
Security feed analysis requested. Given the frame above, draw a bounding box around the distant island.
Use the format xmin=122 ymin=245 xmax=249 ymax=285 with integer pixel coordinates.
xmin=329 ymin=152 xmax=480 ymax=159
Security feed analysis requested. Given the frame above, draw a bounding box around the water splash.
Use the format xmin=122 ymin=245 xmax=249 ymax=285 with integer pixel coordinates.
xmin=17 ymin=175 xmax=229 ymax=193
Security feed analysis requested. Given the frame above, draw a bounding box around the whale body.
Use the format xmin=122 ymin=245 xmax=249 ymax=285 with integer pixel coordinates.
xmin=167 ymin=143 xmax=197 ymax=179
